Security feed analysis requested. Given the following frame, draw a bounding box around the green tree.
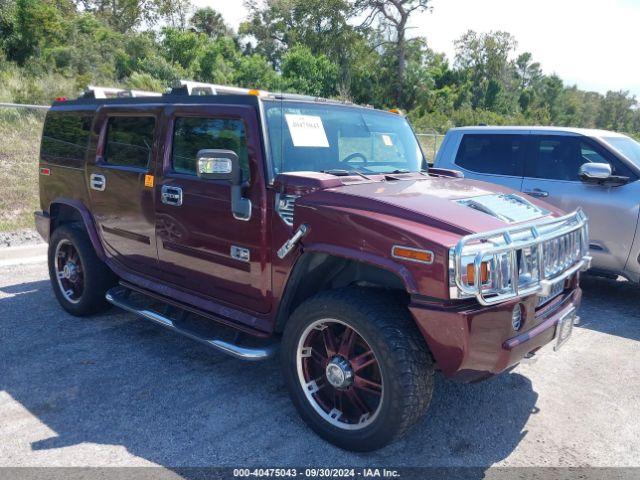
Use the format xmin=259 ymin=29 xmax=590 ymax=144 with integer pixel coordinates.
xmin=5 ymin=0 xmax=70 ymax=64
xmin=454 ymin=30 xmax=518 ymax=112
xmin=353 ymin=0 xmax=431 ymax=107
xmin=241 ymin=0 xmax=355 ymax=67
xmin=281 ymin=44 xmax=338 ymax=97
xmin=597 ymin=91 xmax=636 ymax=132
xmin=190 ymin=7 xmax=231 ymax=38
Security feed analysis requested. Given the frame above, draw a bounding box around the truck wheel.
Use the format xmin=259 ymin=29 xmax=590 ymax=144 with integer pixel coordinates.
xmin=48 ymin=224 xmax=117 ymax=316
xmin=281 ymin=288 xmax=434 ymax=451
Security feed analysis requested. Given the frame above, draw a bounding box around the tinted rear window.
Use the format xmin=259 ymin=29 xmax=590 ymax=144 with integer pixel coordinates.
xmin=104 ymin=116 xmax=155 ymax=169
xmin=41 ymin=112 xmax=93 ymax=166
xmin=455 ymin=134 xmax=526 ymax=176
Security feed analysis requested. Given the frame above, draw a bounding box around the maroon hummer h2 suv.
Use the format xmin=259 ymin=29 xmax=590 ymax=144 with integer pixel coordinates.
xmin=35 ymin=82 xmax=591 ymax=451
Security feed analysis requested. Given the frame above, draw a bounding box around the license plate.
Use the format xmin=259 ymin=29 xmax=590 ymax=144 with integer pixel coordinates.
xmin=537 ymin=281 xmax=564 ymax=307
xmin=554 ymin=309 xmax=576 ymax=351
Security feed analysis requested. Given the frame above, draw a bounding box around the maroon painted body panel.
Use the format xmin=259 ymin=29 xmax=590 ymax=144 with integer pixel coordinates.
xmin=36 ymin=96 xmax=583 ymax=383
xmin=154 ymin=104 xmax=272 ymax=314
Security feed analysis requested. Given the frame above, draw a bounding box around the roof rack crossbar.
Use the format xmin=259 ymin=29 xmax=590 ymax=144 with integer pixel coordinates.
xmin=170 ymin=80 xmax=263 ymax=97
xmin=82 ymin=86 xmax=162 ymax=99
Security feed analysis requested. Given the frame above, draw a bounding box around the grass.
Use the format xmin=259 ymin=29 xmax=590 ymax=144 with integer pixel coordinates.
xmin=0 ymin=108 xmax=45 ymax=232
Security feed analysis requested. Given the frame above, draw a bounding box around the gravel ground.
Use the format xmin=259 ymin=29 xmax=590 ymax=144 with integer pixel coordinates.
xmin=0 ymin=228 xmax=42 ymax=248
xmin=0 ymin=261 xmax=639 ymax=472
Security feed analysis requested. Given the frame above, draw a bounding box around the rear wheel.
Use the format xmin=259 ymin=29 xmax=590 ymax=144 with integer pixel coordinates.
xmin=48 ymin=224 xmax=117 ymax=316
xmin=281 ymin=288 xmax=434 ymax=451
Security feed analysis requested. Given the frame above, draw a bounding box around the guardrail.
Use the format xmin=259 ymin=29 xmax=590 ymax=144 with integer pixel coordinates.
xmin=0 ymin=102 xmax=50 ymax=110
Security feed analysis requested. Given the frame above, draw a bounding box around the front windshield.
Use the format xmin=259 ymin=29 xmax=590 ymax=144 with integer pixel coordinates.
xmin=264 ymin=100 xmax=424 ymax=177
xmin=602 ymin=136 xmax=640 ymax=166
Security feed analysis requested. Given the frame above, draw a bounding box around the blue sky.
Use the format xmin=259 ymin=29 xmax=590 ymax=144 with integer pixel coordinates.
xmin=198 ymin=0 xmax=640 ymax=99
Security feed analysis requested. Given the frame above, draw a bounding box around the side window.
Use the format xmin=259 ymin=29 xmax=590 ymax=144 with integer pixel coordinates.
xmin=41 ymin=112 xmax=93 ymax=166
xmin=455 ymin=134 xmax=525 ymax=176
xmin=527 ymin=136 xmax=615 ymax=181
xmin=104 ymin=116 xmax=155 ymax=169
xmin=171 ymin=117 xmax=249 ymax=180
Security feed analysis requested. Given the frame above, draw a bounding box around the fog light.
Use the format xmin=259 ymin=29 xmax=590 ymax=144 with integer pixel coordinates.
xmin=512 ymin=304 xmax=523 ymax=331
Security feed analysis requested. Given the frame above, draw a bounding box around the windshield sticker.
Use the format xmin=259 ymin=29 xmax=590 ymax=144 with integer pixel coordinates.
xmin=285 ymin=114 xmax=330 ymax=148
xmin=382 ymin=134 xmax=393 ymax=146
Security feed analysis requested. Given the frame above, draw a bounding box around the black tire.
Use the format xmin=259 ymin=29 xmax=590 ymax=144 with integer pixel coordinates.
xmin=281 ymin=287 xmax=434 ymax=451
xmin=48 ymin=223 xmax=118 ymax=316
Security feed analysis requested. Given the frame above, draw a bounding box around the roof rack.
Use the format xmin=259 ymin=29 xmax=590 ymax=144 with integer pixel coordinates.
xmin=169 ymin=80 xmax=353 ymax=106
xmin=78 ymin=80 xmax=357 ymax=108
xmin=81 ymin=86 xmax=162 ymax=99
xmin=169 ymin=80 xmax=264 ymax=97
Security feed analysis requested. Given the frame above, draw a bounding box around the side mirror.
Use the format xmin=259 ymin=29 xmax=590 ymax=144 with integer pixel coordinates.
xmin=196 ymin=149 xmax=251 ymax=221
xmin=197 ymin=149 xmax=241 ymax=184
xmin=579 ymin=163 xmax=612 ymax=183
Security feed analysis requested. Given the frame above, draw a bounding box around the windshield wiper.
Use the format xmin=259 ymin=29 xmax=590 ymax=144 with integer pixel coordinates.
xmin=322 ymin=168 xmax=372 ymax=180
xmin=321 ymin=169 xmax=351 ymax=176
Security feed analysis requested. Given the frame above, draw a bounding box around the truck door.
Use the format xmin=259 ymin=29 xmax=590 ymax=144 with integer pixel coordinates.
xmin=87 ymin=107 xmax=161 ymax=277
xmin=154 ymin=104 xmax=271 ymax=314
xmin=521 ymin=134 xmax=640 ymax=274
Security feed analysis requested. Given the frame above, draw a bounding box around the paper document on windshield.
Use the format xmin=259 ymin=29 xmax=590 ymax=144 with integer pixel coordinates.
xmin=285 ymin=114 xmax=330 ymax=148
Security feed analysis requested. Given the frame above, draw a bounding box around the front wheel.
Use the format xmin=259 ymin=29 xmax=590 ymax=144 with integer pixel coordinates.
xmin=281 ymin=288 xmax=434 ymax=451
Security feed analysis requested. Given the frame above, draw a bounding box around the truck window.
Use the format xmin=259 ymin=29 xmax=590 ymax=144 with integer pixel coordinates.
xmin=171 ymin=117 xmax=250 ymax=180
xmin=455 ymin=134 xmax=525 ymax=176
xmin=104 ymin=116 xmax=155 ymax=169
xmin=526 ymin=136 xmax=617 ymax=181
xmin=41 ymin=112 xmax=93 ymax=166
xmin=264 ymin=101 xmax=423 ymax=176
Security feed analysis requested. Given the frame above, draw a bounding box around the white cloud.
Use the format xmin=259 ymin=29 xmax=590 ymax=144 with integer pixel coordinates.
xmin=197 ymin=0 xmax=640 ymax=97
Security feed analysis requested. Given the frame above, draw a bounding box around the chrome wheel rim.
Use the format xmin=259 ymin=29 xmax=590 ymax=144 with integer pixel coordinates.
xmin=296 ymin=319 xmax=383 ymax=430
xmin=54 ymin=239 xmax=84 ymax=304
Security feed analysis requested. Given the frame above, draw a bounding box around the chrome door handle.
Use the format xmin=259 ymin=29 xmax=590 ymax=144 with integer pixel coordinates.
xmin=524 ymin=188 xmax=549 ymax=198
xmin=90 ymin=173 xmax=106 ymax=191
xmin=161 ymin=185 xmax=183 ymax=206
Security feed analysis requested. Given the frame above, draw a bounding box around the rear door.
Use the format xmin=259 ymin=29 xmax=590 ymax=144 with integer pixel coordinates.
xmin=451 ymin=133 xmax=527 ymax=190
xmin=154 ymin=104 xmax=271 ymax=314
xmin=88 ymin=107 xmax=161 ymax=276
xmin=521 ymin=134 xmax=640 ymax=273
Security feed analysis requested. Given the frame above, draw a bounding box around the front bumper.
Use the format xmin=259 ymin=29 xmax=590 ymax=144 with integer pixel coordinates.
xmin=409 ymin=275 xmax=582 ymax=382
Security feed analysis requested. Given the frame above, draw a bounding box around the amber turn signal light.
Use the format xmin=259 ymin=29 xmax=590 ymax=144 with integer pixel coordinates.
xmin=466 ymin=261 xmax=489 ymax=285
xmin=391 ymin=246 xmax=434 ymax=264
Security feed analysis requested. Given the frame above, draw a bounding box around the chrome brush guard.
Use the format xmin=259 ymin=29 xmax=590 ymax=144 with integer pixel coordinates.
xmin=449 ymin=209 xmax=591 ymax=306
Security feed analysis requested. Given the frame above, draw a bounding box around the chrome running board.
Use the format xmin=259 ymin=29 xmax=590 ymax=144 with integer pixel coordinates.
xmin=105 ymin=286 xmax=277 ymax=361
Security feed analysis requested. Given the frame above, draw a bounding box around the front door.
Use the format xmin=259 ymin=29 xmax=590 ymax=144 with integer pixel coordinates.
xmin=155 ymin=104 xmax=271 ymax=314
xmin=88 ymin=107 xmax=161 ymax=276
xmin=521 ymin=134 xmax=640 ymax=274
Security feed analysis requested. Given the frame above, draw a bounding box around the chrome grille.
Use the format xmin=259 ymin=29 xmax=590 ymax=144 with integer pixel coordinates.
xmin=541 ymin=229 xmax=584 ymax=278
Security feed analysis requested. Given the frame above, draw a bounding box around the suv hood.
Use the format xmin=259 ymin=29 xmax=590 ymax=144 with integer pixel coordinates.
xmin=301 ymin=176 xmax=561 ymax=236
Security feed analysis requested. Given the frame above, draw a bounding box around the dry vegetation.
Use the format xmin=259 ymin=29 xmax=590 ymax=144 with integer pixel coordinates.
xmin=0 ymin=108 xmax=44 ymax=232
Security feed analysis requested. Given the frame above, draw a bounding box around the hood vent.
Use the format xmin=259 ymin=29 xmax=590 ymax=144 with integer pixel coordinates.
xmin=457 ymin=194 xmax=549 ymax=224
xmin=276 ymin=193 xmax=297 ymax=226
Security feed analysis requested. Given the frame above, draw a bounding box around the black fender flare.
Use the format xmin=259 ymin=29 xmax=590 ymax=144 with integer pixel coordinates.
xmin=48 ymin=198 xmax=107 ymax=261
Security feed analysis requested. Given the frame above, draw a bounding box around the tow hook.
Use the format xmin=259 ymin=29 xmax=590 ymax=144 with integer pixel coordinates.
xmin=277 ymin=224 xmax=309 ymax=259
